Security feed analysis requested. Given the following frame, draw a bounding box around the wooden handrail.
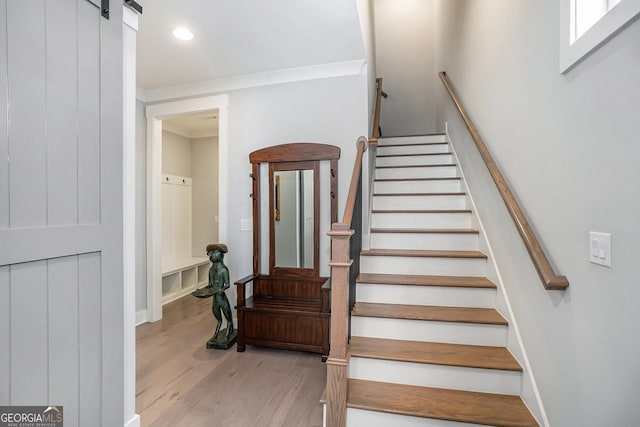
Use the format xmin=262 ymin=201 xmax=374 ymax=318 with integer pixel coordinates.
xmin=370 ymin=77 xmax=385 ymax=143
xmin=341 ymin=137 xmax=368 ymax=226
xmin=439 ymin=72 xmax=569 ymax=291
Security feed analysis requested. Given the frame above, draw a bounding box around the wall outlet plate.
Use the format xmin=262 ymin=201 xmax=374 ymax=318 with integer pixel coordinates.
xmin=589 ymin=231 xmax=611 ymax=267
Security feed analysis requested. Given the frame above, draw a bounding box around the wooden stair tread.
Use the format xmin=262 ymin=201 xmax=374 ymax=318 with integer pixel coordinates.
xmin=379 ymin=132 xmax=446 ymax=139
xmin=357 ymin=273 xmax=495 ymax=288
xmin=375 ymin=177 xmax=461 ymax=182
xmin=372 ymin=208 xmax=471 ymax=213
xmin=370 ymin=228 xmax=478 ymax=234
xmin=352 ymin=302 xmax=507 ymax=325
xmin=376 ymin=163 xmax=455 ymax=169
xmin=349 ymin=336 xmax=522 ymax=371
xmin=361 ymin=248 xmax=486 ymax=259
xmin=347 ymin=379 xmax=539 ymax=426
xmin=373 ymin=192 xmax=465 ymax=196
xmin=377 ymin=152 xmax=452 ymax=158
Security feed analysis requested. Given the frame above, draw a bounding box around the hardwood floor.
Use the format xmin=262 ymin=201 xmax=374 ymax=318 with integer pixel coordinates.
xmin=136 ymin=296 xmax=326 ymax=427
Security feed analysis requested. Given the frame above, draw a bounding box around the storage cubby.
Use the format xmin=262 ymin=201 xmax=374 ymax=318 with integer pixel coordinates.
xmin=162 ymin=272 xmax=181 ymax=297
xmin=161 ymin=258 xmax=211 ymax=304
xmin=198 ymin=263 xmax=209 ymax=285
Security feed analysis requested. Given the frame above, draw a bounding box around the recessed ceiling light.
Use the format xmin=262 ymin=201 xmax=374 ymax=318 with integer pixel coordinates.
xmin=172 ymin=27 xmax=194 ymax=41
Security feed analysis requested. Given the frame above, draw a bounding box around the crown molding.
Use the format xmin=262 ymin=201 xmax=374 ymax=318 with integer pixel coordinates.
xmin=136 ymin=86 xmax=147 ymax=102
xmin=142 ymin=59 xmax=366 ymax=103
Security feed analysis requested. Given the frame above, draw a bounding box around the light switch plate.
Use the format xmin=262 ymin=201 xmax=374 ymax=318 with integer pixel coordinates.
xmin=240 ymin=218 xmax=252 ymax=232
xmin=589 ymin=231 xmax=611 ymax=267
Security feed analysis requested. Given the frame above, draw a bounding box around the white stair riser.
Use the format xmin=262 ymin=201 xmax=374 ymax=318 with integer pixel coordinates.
xmin=374 ymin=179 xmax=461 ymax=194
xmin=377 ymin=144 xmax=450 ymax=156
xmin=376 ymin=154 xmax=453 ymax=167
xmin=370 ymin=232 xmax=478 ymax=251
xmin=351 ymin=317 xmax=507 ymax=347
xmin=350 ymin=357 xmax=521 ymax=395
xmin=360 ymin=256 xmax=486 ymax=277
xmin=372 ymin=195 xmax=467 ymax=210
xmin=379 ymin=135 xmax=447 ymax=145
xmin=347 ymin=408 xmax=485 ymax=427
xmin=371 ymin=212 xmax=472 ymax=229
xmin=356 ymin=283 xmax=496 ymax=308
xmin=376 ymin=166 xmax=458 ymax=180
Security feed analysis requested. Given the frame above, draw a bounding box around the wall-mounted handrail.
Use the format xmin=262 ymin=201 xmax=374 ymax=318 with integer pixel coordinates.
xmin=439 ymin=71 xmax=569 ymax=291
xmin=369 ymin=77 xmax=387 ymax=144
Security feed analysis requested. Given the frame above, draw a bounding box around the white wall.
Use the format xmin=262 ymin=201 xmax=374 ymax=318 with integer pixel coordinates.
xmin=191 ymin=136 xmax=219 ymax=256
xmin=139 ymin=73 xmax=368 ymax=319
xmin=357 ymin=0 xmax=378 ymax=124
xmin=222 ymin=74 xmax=368 ymax=299
xmin=374 ymin=0 xmax=437 ymax=135
xmin=161 ymin=130 xmax=191 ymax=177
xmin=434 ymin=1 xmax=640 ymax=425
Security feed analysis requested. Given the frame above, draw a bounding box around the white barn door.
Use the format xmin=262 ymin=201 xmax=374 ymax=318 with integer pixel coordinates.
xmin=0 ymin=1 xmax=124 ymax=426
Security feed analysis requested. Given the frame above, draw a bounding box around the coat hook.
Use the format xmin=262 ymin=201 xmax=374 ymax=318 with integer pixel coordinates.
xmin=330 ymin=191 xmax=335 ymax=199
xmin=330 ymin=169 xmax=335 ymax=178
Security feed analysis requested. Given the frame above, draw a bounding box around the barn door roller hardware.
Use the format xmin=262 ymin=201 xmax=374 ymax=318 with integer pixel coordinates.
xmin=101 ymin=0 xmax=143 ymax=19
xmin=124 ymin=0 xmax=143 ymax=14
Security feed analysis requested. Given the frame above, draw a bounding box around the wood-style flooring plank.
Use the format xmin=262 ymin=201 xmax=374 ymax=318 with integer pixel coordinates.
xmin=347 ymin=379 xmax=539 ymax=427
xmin=349 ymin=336 xmax=521 ymax=371
xmin=361 ymin=248 xmax=487 ymax=259
xmin=357 ymin=273 xmax=495 ymax=288
xmin=136 ymin=296 xmax=325 ymax=427
xmin=351 ymin=302 xmax=507 ymax=325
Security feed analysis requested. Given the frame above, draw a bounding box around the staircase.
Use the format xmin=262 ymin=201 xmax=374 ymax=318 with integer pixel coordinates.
xmin=344 ymin=134 xmax=540 ymax=426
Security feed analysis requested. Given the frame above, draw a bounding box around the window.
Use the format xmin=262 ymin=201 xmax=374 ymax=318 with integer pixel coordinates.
xmin=560 ymin=0 xmax=640 ymax=72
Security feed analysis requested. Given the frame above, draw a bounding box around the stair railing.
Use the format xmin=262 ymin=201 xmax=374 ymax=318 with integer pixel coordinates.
xmin=439 ymin=71 xmax=569 ymax=290
xmin=325 ymin=78 xmax=386 ymax=427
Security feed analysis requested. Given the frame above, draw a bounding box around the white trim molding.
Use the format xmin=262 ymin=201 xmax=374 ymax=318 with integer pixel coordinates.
xmin=123 ymin=5 xmax=140 ymax=427
xmin=142 ymin=59 xmax=366 ymax=103
xmin=560 ymin=0 xmax=640 ymax=72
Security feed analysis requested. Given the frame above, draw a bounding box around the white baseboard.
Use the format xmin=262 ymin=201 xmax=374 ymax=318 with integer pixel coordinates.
xmin=124 ymin=414 xmax=140 ymax=427
xmin=135 ymin=310 xmax=147 ymax=326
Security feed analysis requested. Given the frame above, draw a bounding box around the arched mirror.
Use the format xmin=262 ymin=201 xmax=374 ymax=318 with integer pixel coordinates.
xmin=248 ymin=143 xmax=340 ymax=278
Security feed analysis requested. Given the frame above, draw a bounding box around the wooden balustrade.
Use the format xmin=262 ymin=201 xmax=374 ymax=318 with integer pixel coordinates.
xmin=325 ymin=77 xmax=386 ymax=427
xmin=439 ymin=72 xmax=569 ymax=290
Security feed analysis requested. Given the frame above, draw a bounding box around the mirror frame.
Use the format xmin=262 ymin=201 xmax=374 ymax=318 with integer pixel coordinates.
xmin=249 ymin=143 xmax=340 ymax=279
xmin=269 ymin=161 xmax=319 ymax=277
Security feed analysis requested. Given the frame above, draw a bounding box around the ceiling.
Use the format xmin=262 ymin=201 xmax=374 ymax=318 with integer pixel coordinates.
xmin=162 ymin=111 xmax=219 ymax=138
xmin=136 ymin=0 xmax=366 ymax=90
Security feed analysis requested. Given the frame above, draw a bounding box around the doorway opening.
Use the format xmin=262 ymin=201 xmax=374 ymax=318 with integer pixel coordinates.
xmin=145 ymin=95 xmax=229 ymax=321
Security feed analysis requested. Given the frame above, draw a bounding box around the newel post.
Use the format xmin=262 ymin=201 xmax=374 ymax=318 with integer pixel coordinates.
xmin=326 ymin=222 xmax=354 ymax=427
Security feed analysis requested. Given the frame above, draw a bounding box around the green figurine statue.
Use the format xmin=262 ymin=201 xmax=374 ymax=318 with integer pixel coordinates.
xmin=192 ymin=243 xmax=237 ymax=349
